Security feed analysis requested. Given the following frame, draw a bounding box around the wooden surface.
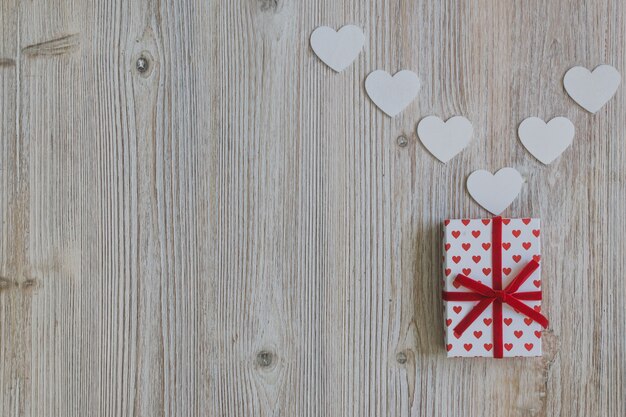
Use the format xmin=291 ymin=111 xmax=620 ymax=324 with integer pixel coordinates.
xmin=0 ymin=1 xmax=624 ymax=416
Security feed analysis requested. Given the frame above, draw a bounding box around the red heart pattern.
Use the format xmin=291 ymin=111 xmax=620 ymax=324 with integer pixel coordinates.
xmin=442 ymin=218 xmax=542 ymax=358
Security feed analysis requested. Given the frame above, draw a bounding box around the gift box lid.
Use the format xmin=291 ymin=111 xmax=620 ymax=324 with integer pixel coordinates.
xmin=442 ymin=217 xmax=545 ymax=358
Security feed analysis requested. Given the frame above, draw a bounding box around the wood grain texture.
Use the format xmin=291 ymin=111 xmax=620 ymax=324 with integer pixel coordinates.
xmin=0 ymin=0 xmax=624 ymax=416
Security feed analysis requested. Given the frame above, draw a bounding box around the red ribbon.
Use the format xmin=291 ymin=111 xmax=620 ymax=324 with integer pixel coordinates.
xmin=442 ymin=216 xmax=549 ymax=358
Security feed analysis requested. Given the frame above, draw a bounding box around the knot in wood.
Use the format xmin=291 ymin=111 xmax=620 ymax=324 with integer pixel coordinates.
xmin=396 ymin=135 xmax=408 ymax=147
xmin=256 ymin=350 xmax=273 ymax=368
xmin=136 ymin=56 xmax=150 ymax=73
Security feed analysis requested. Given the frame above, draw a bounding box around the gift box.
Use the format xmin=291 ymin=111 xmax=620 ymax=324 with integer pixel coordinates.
xmin=442 ymin=216 xmax=548 ymax=358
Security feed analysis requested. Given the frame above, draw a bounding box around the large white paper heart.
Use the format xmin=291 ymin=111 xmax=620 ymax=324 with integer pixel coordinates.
xmin=518 ymin=117 xmax=575 ymax=164
xmin=310 ymin=25 xmax=365 ymax=72
xmin=466 ymin=168 xmax=523 ymax=215
xmin=417 ymin=116 xmax=473 ymax=163
xmin=563 ymin=65 xmax=621 ymax=113
xmin=365 ymin=70 xmax=421 ymax=117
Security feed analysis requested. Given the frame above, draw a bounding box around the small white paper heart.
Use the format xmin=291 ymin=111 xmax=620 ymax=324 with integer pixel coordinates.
xmin=518 ymin=117 xmax=575 ymax=164
xmin=563 ymin=65 xmax=621 ymax=113
xmin=310 ymin=25 xmax=365 ymax=72
xmin=417 ymin=116 xmax=473 ymax=163
xmin=365 ymin=70 xmax=421 ymax=117
xmin=466 ymin=168 xmax=523 ymax=215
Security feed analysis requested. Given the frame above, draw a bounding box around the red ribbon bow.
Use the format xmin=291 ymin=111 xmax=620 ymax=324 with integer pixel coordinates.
xmin=442 ymin=216 xmax=549 ymax=358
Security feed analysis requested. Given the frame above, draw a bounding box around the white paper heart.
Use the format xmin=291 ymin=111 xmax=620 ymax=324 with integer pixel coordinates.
xmin=310 ymin=25 xmax=365 ymax=72
xmin=518 ymin=117 xmax=575 ymax=164
xmin=466 ymin=168 xmax=523 ymax=215
xmin=417 ymin=116 xmax=473 ymax=163
xmin=563 ymin=65 xmax=621 ymax=113
xmin=365 ymin=70 xmax=421 ymax=117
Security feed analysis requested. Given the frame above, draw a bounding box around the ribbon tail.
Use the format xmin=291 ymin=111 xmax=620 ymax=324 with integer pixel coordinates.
xmin=506 ymin=296 xmax=549 ymax=328
xmin=452 ymin=298 xmax=493 ymax=336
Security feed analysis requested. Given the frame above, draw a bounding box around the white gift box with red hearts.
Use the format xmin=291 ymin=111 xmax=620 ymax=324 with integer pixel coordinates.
xmin=442 ymin=217 xmax=544 ymax=357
